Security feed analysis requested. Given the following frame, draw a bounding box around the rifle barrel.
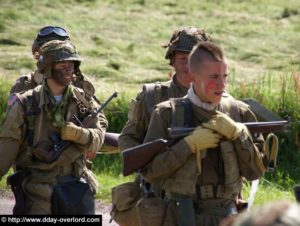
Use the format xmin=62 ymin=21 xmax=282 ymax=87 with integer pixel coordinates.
xmin=95 ymin=92 xmax=118 ymax=115
xmin=168 ymin=119 xmax=290 ymax=138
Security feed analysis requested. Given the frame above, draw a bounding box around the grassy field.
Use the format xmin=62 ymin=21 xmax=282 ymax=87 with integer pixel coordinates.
xmin=0 ymin=0 xmax=299 ymax=96
xmin=0 ymin=0 xmax=300 ymax=207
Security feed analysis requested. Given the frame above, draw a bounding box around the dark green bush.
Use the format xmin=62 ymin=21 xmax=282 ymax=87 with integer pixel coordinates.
xmin=228 ymin=70 xmax=300 ymax=186
xmin=93 ymin=92 xmax=130 ymax=175
xmin=102 ymin=92 xmax=130 ymax=133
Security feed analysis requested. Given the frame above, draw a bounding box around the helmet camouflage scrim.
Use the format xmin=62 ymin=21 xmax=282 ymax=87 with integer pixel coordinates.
xmin=37 ymin=40 xmax=81 ymax=79
xmin=162 ymin=26 xmax=212 ymax=62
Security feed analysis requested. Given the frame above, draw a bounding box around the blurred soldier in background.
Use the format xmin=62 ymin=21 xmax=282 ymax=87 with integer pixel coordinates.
xmin=220 ymin=200 xmax=300 ymax=226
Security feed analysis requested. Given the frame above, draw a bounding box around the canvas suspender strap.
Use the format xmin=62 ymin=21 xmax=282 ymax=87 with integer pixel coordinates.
xmin=170 ymin=98 xmax=196 ymax=226
xmin=15 ymin=92 xmax=40 ymax=147
xmin=143 ymin=83 xmax=157 ymax=114
xmin=144 ymin=82 xmax=170 ymax=114
xmin=170 ymin=97 xmax=192 ymax=128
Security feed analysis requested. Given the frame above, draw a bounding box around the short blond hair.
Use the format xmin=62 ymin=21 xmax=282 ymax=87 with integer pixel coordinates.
xmin=188 ymin=42 xmax=224 ymax=73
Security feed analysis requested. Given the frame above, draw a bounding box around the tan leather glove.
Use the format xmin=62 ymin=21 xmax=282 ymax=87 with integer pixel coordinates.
xmin=184 ymin=125 xmax=222 ymax=153
xmin=202 ymin=112 xmax=246 ymax=140
xmin=61 ymin=122 xmax=90 ymax=145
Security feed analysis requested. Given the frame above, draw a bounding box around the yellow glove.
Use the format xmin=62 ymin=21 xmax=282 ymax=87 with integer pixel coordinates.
xmin=202 ymin=112 xmax=246 ymax=140
xmin=61 ymin=122 xmax=90 ymax=145
xmin=184 ymin=125 xmax=222 ymax=153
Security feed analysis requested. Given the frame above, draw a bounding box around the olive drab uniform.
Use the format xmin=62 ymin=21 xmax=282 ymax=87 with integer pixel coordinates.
xmin=141 ymin=91 xmax=266 ymax=226
xmin=0 ymin=84 xmax=107 ymax=214
xmin=118 ymin=75 xmax=188 ymax=151
xmin=10 ymin=71 xmax=44 ymax=94
xmin=112 ymin=27 xmax=212 ymax=225
xmin=118 ymin=26 xmax=212 ymax=152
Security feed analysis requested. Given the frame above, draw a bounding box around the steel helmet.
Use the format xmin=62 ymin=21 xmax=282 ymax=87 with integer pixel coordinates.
xmin=37 ymin=40 xmax=80 ymax=78
xmin=163 ymin=26 xmax=212 ymax=61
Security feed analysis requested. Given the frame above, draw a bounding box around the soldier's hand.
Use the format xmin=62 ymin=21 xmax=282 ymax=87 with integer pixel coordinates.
xmin=85 ymin=151 xmax=96 ymax=159
xmin=61 ymin=122 xmax=90 ymax=145
xmin=202 ymin=111 xmax=246 ymax=140
xmin=184 ymin=125 xmax=222 ymax=153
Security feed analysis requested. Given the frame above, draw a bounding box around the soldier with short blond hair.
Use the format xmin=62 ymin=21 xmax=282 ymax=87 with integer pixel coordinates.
xmin=141 ymin=42 xmax=267 ymax=226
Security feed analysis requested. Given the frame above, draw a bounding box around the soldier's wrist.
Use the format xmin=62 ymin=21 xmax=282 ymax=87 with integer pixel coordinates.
xmin=77 ymin=128 xmax=91 ymax=145
xmin=181 ymin=139 xmax=195 ymax=154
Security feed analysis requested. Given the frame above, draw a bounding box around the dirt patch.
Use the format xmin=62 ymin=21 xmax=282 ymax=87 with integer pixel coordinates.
xmin=0 ymin=189 xmax=118 ymax=226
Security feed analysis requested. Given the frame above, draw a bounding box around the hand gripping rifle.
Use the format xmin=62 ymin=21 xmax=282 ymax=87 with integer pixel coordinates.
xmin=122 ymin=119 xmax=290 ymax=176
xmin=33 ymin=92 xmax=118 ymax=163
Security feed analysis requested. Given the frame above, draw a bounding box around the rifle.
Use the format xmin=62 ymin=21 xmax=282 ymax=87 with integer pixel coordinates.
xmin=122 ymin=119 xmax=290 ymax=176
xmin=33 ymin=92 xmax=118 ymax=163
xmin=104 ymin=132 xmax=120 ymax=147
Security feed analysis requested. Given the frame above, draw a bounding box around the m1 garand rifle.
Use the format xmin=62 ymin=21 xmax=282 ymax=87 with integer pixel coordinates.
xmin=104 ymin=132 xmax=120 ymax=147
xmin=33 ymin=92 xmax=118 ymax=163
xmin=122 ymin=119 xmax=290 ymax=176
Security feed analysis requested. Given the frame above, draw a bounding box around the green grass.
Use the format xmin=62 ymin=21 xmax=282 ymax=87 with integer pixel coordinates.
xmin=0 ymin=0 xmax=299 ymax=94
xmin=0 ymin=0 xmax=300 ymax=205
xmin=242 ymin=177 xmax=296 ymax=208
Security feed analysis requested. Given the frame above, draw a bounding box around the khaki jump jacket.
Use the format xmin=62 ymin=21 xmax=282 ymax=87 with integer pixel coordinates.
xmin=0 ymin=84 xmax=108 ymax=213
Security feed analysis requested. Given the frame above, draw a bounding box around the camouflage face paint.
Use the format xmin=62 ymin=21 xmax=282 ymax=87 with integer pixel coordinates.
xmin=51 ymin=66 xmax=73 ymax=86
xmin=204 ymin=81 xmax=216 ymax=94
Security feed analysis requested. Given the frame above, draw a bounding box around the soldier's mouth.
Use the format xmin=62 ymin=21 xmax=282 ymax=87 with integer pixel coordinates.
xmin=215 ymin=91 xmax=224 ymax=96
xmin=64 ymin=76 xmax=72 ymax=82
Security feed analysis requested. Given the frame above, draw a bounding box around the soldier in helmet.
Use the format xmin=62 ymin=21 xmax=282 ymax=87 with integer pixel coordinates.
xmin=118 ymin=26 xmax=212 ymax=153
xmin=141 ymin=42 xmax=266 ymax=225
xmin=110 ymin=26 xmax=211 ymax=225
xmin=10 ymin=26 xmax=70 ymax=94
xmin=0 ymin=40 xmax=108 ymax=214
xmin=10 ymin=26 xmax=93 ymax=95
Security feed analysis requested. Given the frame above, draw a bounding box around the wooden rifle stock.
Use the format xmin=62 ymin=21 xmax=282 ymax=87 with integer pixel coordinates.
xmin=122 ymin=139 xmax=174 ymax=176
xmin=104 ymin=132 xmax=120 ymax=147
xmin=121 ymin=119 xmax=290 ymax=176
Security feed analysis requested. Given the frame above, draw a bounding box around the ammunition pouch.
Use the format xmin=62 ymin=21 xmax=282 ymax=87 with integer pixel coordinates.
xmin=136 ymin=196 xmax=167 ymax=226
xmin=110 ymin=181 xmax=141 ymax=226
xmin=7 ymin=169 xmax=29 ymax=215
xmin=51 ymin=175 xmax=95 ymax=215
